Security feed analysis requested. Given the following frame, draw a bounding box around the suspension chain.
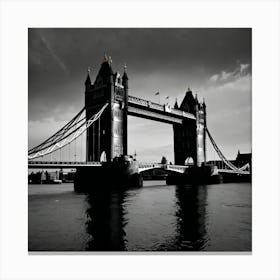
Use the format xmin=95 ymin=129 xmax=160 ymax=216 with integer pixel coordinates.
xmin=28 ymin=103 xmax=108 ymax=160
xmin=206 ymin=128 xmax=239 ymax=171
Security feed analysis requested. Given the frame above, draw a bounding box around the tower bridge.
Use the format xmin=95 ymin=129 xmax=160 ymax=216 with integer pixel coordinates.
xmin=28 ymin=55 xmax=251 ymax=189
xmin=83 ymin=55 xmax=206 ymax=166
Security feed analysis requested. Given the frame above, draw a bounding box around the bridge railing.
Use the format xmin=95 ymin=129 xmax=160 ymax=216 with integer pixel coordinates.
xmin=128 ymin=96 xmax=148 ymax=106
xmin=28 ymin=161 xmax=101 ymax=165
xmin=166 ymin=164 xmax=188 ymax=173
xmin=149 ymin=102 xmax=164 ymax=111
xmin=138 ymin=162 xmax=163 ymax=168
xmin=128 ymin=96 xmax=164 ymax=111
xmin=138 ymin=163 xmax=189 ymax=174
xmin=217 ymin=169 xmax=250 ymax=175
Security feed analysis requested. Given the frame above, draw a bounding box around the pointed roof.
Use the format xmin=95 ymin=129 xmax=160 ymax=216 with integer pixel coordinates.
xmin=98 ymin=54 xmax=113 ymax=76
xmin=236 ymin=152 xmax=251 ymax=162
xmin=180 ymin=87 xmax=196 ymax=113
xmin=122 ymin=63 xmax=128 ymax=80
xmin=85 ymin=67 xmax=91 ymax=85
xmin=174 ymin=98 xmax=179 ymax=109
xmin=202 ymin=97 xmax=206 ymax=107
xmin=103 ymin=53 xmax=108 ymax=62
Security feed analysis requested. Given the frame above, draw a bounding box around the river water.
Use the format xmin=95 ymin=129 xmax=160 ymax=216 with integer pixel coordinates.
xmin=28 ymin=181 xmax=251 ymax=252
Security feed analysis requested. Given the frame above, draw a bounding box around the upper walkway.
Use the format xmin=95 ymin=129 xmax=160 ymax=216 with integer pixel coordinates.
xmin=127 ymin=95 xmax=196 ymax=124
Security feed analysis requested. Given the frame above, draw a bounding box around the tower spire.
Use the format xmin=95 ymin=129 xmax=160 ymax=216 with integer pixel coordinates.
xmin=103 ymin=53 xmax=108 ymax=63
xmin=85 ymin=67 xmax=91 ymax=85
xmin=122 ymin=62 xmax=128 ymax=81
xmin=174 ymin=98 xmax=179 ymax=109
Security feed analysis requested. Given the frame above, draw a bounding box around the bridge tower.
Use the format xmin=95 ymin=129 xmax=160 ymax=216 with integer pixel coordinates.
xmin=173 ymin=88 xmax=206 ymax=167
xmin=85 ymin=55 xmax=128 ymax=162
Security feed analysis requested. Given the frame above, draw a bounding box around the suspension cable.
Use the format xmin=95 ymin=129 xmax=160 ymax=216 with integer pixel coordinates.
xmin=30 ymin=104 xmax=106 ymax=155
xmin=81 ymin=132 xmax=83 ymax=162
xmin=28 ymin=103 xmax=108 ymax=160
xmin=28 ymin=107 xmax=85 ymax=154
xmin=74 ymin=122 xmax=77 ymax=162
xmin=206 ymin=128 xmax=239 ymax=171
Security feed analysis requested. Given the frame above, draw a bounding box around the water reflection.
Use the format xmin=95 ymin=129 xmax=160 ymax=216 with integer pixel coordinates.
xmin=175 ymin=185 xmax=209 ymax=250
xmin=28 ymin=182 xmax=251 ymax=251
xmin=85 ymin=189 xmax=127 ymax=251
xmin=84 ymin=184 xmax=210 ymax=251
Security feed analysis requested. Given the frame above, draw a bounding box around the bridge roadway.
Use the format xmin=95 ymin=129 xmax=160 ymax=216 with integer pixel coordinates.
xmin=28 ymin=161 xmax=102 ymax=169
xmin=217 ymin=169 xmax=250 ymax=175
xmin=28 ymin=161 xmax=189 ymax=173
xmin=127 ymin=95 xmax=196 ymax=124
xmin=28 ymin=161 xmax=250 ymax=175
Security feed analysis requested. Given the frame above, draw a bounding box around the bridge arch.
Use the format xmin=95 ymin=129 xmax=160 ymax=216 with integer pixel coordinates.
xmin=184 ymin=156 xmax=194 ymax=166
xmin=100 ymin=151 xmax=107 ymax=162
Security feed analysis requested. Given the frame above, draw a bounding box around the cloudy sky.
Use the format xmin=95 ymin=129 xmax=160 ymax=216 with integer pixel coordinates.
xmin=28 ymin=28 xmax=251 ymax=163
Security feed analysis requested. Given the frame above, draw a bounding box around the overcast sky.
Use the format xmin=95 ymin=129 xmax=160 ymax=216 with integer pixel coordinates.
xmin=28 ymin=28 xmax=251 ymax=163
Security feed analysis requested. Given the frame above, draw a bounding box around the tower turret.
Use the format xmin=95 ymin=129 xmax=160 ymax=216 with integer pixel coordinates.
xmin=180 ymin=87 xmax=196 ymax=114
xmin=174 ymin=98 xmax=179 ymax=109
xmin=122 ymin=63 xmax=128 ymax=88
xmin=85 ymin=67 xmax=91 ymax=90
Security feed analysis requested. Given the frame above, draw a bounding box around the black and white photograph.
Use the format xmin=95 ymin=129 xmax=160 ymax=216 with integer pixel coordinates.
xmin=1 ymin=1 xmax=280 ymax=279
xmin=28 ymin=28 xmax=252 ymax=252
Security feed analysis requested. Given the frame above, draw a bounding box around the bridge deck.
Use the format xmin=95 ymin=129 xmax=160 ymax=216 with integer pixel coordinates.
xmin=28 ymin=161 xmax=250 ymax=176
xmin=28 ymin=161 xmax=101 ymax=169
xmin=217 ymin=169 xmax=250 ymax=175
xmin=127 ymin=95 xmax=196 ymax=124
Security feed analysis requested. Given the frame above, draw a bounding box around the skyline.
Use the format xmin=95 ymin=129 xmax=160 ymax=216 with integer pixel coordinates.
xmin=28 ymin=28 xmax=252 ymax=163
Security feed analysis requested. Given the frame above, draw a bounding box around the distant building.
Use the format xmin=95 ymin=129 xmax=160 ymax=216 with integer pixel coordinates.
xmin=207 ymin=160 xmax=235 ymax=169
xmin=207 ymin=150 xmax=251 ymax=170
xmin=141 ymin=168 xmax=168 ymax=180
xmin=235 ymin=150 xmax=251 ymax=168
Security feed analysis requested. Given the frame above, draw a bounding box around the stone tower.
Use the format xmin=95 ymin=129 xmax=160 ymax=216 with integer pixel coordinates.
xmin=173 ymin=88 xmax=206 ymax=166
xmin=85 ymin=55 xmax=128 ymax=162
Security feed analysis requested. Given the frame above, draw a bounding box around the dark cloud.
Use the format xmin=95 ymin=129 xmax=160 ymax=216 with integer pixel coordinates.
xmin=29 ymin=28 xmax=251 ymax=102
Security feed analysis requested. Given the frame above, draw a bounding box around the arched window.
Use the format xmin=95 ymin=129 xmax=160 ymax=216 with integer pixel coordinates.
xmin=184 ymin=157 xmax=194 ymax=166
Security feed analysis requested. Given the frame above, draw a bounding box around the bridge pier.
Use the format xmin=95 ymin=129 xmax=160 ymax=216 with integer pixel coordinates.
xmin=74 ymin=156 xmax=143 ymax=192
xmin=216 ymin=171 xmax=251 ymax=183
xmin=166 ymin=165 xmax=215 ymax=185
